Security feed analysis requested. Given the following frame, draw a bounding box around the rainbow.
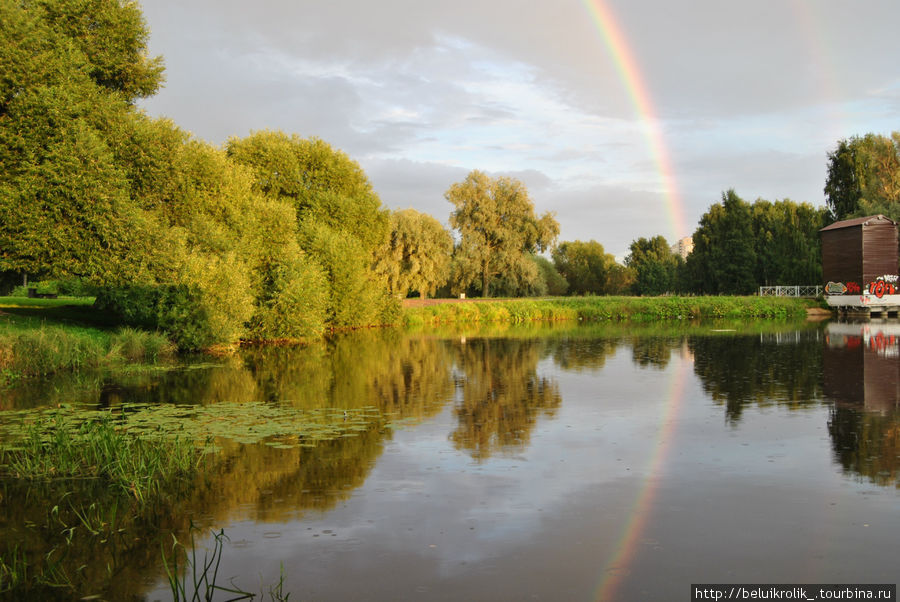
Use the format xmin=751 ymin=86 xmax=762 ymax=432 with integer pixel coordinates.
xmin=579 ymin=3 xmax=696 ymax=596
xmin=594 ymin=357 xmax=690 ymax=600
xmin=580 ymin=0 xmax=689 ymax=242
xmin=581 ymin=3 xmax=692 ymax=594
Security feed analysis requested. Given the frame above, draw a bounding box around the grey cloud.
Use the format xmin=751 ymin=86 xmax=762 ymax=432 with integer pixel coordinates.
xmin=362 ymin=158 xmax=469 ymax=223
xmin=136 ymin=0 xmax=899 ymax=254
xmin=538 ymin=185 xmax=678 ymax=259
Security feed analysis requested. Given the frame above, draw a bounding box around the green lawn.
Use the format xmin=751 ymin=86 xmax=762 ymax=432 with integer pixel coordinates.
xmin=0 ymin=296 xmax=120 ymax=332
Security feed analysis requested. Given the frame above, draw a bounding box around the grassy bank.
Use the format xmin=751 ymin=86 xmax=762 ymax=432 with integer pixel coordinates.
xmin=1 ymin=295 xmax=819 ymax=383
xmin=0 ymin=297 xmax=175 ymax=382
xmin=402 ymin=295 xmax=818 ymax=326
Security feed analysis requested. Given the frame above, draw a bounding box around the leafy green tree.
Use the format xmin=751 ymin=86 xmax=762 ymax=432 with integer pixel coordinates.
xmin=31 ymin=0 xmax=164 ymax=101
xmin=226 ymin=131 xmax=389 ymax=252
xmin=376 ymin=209 xmax=453 ymax=299
xmin=606 ymin=263 xmax=636 ymax=295
xmin=534 ymin=255 xmax=568 ymax=296
xmin=683 ymin=194 xmax=826 ymax=294
xmin=551 ymin=240 xmax=622 ymax=295
xmin=826 ymin=133 xmax=900 ymax=221
xmin=853 ymin=132 xmax=900 ymax=219
xmin=0 ymin=0 xmax=156 ymax=282
xmin=685 ymin=190 xmax=757 ymax=294
xmin=626 ymin=236 xmax=682 ymax=295
xmin=751 ymin=199 xmax=827 ymax=286
xmin=825 ymin=138 xmax=863 ymax=221
xmin=227 ymin=131 xmax=396 ymax=327
xmin=446 ymin=171 xmax=559 ymax=297
xmin=95 ymin=119 xmax=333 ymax=347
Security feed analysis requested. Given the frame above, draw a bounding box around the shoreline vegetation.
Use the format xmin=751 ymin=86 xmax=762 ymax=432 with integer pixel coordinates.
xmin=1 ymin=294 xmax=821 ymax=383
xmin=0 ymin=297 xmax=175 ymax=383
xmin=400 ymin=295 xmax=817 ymax=326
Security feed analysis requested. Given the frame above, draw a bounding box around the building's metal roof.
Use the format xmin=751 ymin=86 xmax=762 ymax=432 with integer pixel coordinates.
xmin=820 ymin=214 xmax=897 ymax=232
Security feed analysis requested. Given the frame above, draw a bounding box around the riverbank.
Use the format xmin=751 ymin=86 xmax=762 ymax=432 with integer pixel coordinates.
xmin=1 ymin=295 xmax=822 ymax=382
xmin=401 ymin=295 xmax=820 ymax=326
xmin=0 ymin=297 xmax=174 ymax=383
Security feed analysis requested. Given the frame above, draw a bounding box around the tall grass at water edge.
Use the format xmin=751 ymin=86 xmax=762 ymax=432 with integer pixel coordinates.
xmin=0 ymin=412 xmax=202 ymax=596
xmin=0 ymin=411 xmax=293 ymax=599
xmin=0 ymin=412 xmax=200 ymax=501
xmin=0 ymin=325 xmax=175 ymax=380
xmin=402 ymin=296 xmax=814 ymax=326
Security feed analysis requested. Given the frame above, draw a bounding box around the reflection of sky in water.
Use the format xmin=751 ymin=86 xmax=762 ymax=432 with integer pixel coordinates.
xmin=143 ymin=331 xmax=900 ymax=601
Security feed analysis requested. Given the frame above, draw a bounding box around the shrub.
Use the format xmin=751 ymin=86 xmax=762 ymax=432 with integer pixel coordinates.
xmin=247 ymin=252 xmax=329 ymax=340
xmin=301 ymin=221 xmax=386 ymax=329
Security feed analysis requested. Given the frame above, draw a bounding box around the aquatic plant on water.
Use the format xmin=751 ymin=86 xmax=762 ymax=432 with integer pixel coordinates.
xmin=163 ymin=523 xmax=290 ymax=601
xmin=0 ymin=402 xmax=388 ymax=597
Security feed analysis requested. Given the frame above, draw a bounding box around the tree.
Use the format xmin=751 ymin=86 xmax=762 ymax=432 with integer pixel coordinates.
xmin=751 ymin=199 xmax=827 ymax=286
xmin=606 ymin=263 xmax=636 ymax=295
xmin=446 ymin=170 xmax=558 ymax=297
xmin=825 ymin=133 xmax=900 ymax=221
xmin=227 ymin=131 xmax=396 ymax=327
xmin=32 ymin=0 xmax=164 ymax=101
xmin=685 ymin=190 xmax=757 ymax=294
xmin=625 ymin=236 xmax=682 ymax=295
xmin=551 ymin=240 xmax=622 ymax=295
xmin=0 ymin=0 xmax=158 ymax=282
xmin=533 ymin=255 xmax=568 ymax=296
xmin=853 ymin=132 xmax=900 ymax=219
xmin=226 ymin=131 xmax=389 ymax=253
xmin=375 ymin=209 xmax=453 ymax=299
xmin=825 ymin=138 xmax=862 ymax=221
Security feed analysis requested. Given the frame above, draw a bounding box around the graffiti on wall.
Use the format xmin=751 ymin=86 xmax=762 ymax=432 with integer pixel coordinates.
xmin=867 ymin=275 xmax=899 ymax=299
xmin=825 ymin=277 xmax=898 ymax=298
xmin=825 ymin=281 xmax=861 ymax=295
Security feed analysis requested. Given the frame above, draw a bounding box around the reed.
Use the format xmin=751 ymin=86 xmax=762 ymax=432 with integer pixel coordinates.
xmin=163 ymin=524 xmax=290 ymax=602
xmin=0 ymin=412 xmax=200 ymax=501
xmin=0 ymin=325 xmax=175 ymax=380
xmin=401 ymin=296 xmax=813 ymax=326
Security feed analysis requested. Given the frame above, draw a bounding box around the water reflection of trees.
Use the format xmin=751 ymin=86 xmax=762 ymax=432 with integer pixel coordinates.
xmin=549 ymin=337 xmax=619 ymax=372
xmin=183 ymin=331 xmax=457 ymax=523
xmin=450 ymin=338 xmax=561 ymax=461
xmin=630 ymin=336 xmax=681 ymax=369
xmin=690 ymin=331 xmax=824 ymax=424
xmin=0 ymin=330 xmax=460 ymax=599
xmin=828 ymin=405 xmax=900 ymax=488
xmin=0 ymin=478 xmax=184 ymax=600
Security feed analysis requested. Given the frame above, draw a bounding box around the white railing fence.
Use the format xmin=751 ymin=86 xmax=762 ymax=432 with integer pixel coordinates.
xmin=758 ymin=285 xmax=822 ymax=298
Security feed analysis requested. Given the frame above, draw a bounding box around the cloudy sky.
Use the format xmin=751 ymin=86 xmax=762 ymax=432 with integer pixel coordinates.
xmin=137 ymin=0 xmax=900 ymax=258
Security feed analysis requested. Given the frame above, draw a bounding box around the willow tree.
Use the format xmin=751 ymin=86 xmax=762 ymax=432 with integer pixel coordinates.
xmin=376 ymin=209 xmax=453 ymax=299
xmin=0 ymin=0 xmax=163 ymax=282
xmin=227 ymin=131 xmax=395 ymax=327
xmin=446 ymin=171 xmax=558 ymax=297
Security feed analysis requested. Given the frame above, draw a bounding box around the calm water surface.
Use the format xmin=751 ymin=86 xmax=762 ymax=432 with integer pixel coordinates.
xmin=2 ymin=320 xmax=899 ymax=600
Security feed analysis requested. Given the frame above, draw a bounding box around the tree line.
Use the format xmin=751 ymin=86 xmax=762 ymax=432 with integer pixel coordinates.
xmin=2 ymin=1 xmax=898 ymax=348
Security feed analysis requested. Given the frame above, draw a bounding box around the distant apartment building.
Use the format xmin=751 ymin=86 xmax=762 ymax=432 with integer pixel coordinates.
xmin=670 ymin=236 xmax=693 ymax=259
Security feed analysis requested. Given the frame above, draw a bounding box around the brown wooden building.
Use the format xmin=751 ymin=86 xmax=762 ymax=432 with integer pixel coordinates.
xmin=820 ymin=215 xmax=898 ymax=296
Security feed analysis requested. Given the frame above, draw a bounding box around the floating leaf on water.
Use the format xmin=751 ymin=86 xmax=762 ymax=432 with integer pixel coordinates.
xmin=0 ymin=400 xmax=391 ymax=454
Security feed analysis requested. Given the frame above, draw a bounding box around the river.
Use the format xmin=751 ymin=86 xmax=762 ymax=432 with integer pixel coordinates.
xmin=2 ymin=319 xmax=898 ymax=600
